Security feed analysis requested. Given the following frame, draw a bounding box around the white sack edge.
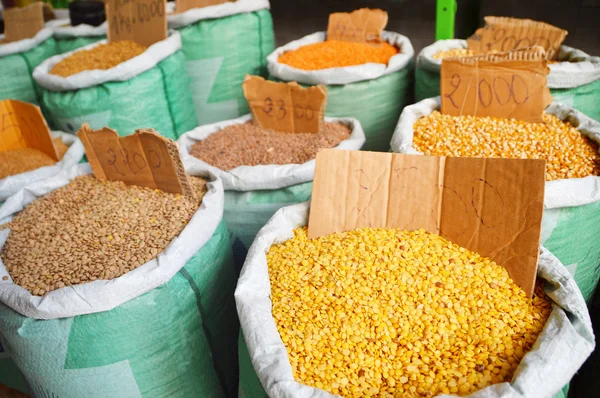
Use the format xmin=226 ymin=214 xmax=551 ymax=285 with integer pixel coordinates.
xmin=267 ymin=31 xmax=415 ymax=86
xmin=178 ymin=114 xmax=365 ymax=191
xmin=167 ymin=0 xmax=270 ymax=29
xmin=417 ymin=39 xmax=600 ymax=88
xmin=46 ymin=19 xmax=107 ymax=38
xmin=235 ymin=201 xmax=595 ymax=398
xmin=0 ymin=131 xmax=85 ymax=201
xmin=33 ymin=30 xmax=182 ymax=92
xmin=0 ymin=162 xmax=224 ymax=320
xmin=0 ymin=28 xmax=54 ymax=57
xmin=390 ymin=97 xmax=600 ymax=210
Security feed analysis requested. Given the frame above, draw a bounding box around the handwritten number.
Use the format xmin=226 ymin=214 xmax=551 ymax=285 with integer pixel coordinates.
xmin=276 ymin=100 xmax=286 ymax=120
xmin=493 ymin=77 xmax=511 ymax=105
xmin=133 ymin=152 xmax=147 ymax=169
xmin=444 ymin=73 xmax=461 ymax=109
xmin=148 ymin=149 xmax=161 ymax=168
xmin=106 ymin=148 xmax=126 ymax=176
xmin=305 ymin=106 xmax=315 ymax=120
xmin=294 ymin=104 xmax=304 ymax=119
xmin=478 ymin=79 xmax=492 ymax=108
xmin=263 ymin=97 xmax=273 ymax=116
xmin=511 ymin=74 xmax=529 ymax=104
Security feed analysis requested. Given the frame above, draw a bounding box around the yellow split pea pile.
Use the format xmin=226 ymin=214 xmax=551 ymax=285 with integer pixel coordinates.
xmin=1 ymin=175 xmax=207 ymax=296
xmin=0 ymin=138 xmax=69 ymax=179
xmin=268 ymin=227 xmax=551 ymax=397
xmin=50 ymin=40 xmax=147 ymax=77
xmin=413 ymin=112 xmax=600 ymax=181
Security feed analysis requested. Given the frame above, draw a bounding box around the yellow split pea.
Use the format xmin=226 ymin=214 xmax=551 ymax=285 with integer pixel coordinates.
xmin=267 ymin=227 xmax=551 ymax=397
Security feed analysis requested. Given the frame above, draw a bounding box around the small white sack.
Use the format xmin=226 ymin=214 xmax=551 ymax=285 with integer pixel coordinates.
xmin=417 ymin=39 xmax=600 ymax=89
xmin=0 ymin=28 xmax=54 ymax=57
xmin=33 ymin=30 xmax=182 ymax=92
xmin=178 ymin=114 xmax=366 ymax=191
xmin=0 ymin=163 xmax=223 ymax=320
xmin=0 ymin=131 xmax=85 ymax=201
xmin=390 ymin=97 xmax=600 ymax=210
xmin=267 ymin=31 xmax=414 ymax=85
xmin=45 ymin=19 xmax=107 ymax=39
xmin=235 ymin=201 xmax=595 ymax=398
xmin=167 ymin=0 xmax=270 ymax=28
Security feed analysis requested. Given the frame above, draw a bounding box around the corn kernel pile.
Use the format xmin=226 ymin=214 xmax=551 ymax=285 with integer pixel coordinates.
xmin=432 ymin=48 xmax=474 ymax=59
xmin=268 ymin=227 xmax=551 ymax=397
xmin=278 ymin=40 xmax=399 ymax=70
xmin=413 ymin=112 xmax=600 ymax=181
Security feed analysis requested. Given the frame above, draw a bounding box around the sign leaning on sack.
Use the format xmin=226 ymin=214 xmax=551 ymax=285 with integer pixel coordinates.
xmin=440 ymin=46 xmax=552 ymax=123
xmin=308 ymin=150 xmax=546 ymax=297
xmin=242 ymin=75 xmax=327 ymax=133
xmin=105 ymin=0 xmax=167 ymax=47
xmin=2 ymin=2 xmax=45 ymax=43
xmin=327 ymin=8 xmax=388 ymax=45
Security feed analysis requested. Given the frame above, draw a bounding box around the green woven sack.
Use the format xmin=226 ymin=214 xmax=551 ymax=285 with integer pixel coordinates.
xmin=391 ymin=98 xmax=600 ymax=303
xmin=46 ymin=19 xmax=106 ymax=54
xmin=415 ymin=40 xmax=600 ymax=121
xmin=0 ymin=29 xmax=57 ymax=105
xmin=0 ymin=166 xmax=238 ymax=398
xmin=167 ymin=0 xmax=275 ymax=125
xmin=32 ymin=32 xmax=197 ymax=140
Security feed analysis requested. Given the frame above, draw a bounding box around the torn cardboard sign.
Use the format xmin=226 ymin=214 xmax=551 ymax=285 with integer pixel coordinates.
xmin=77 ymin=123 xmax=194 ymax=198
xmin=327 ymin=8 xmax=388 ymax=44
xmin=105 ymin=0 xmax=167 ymax=47
xmin=467 ymin=16 xmax=568 ymax=60
xmin=2 ymin=2 xmax=45 ymax=43
xmin=243 ymin=75 xmax=327 ymax=133
xmin=308 ymin=150 xmax=546 ymax=297
xmin=440 ymin=46 xmax=552 ymax=123
xmin=0 ymin=99 xmax=58 ymax=161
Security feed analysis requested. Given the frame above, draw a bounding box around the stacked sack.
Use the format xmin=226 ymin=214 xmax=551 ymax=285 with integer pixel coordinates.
xmin=168 ymin=0 xmax=275 ymax=125
xmin=391 ymin=98 xmax=600 ymax=303
xmin=32 ymin=31 xmax=197 ymax=139
xmin=267 ymin=31 xmax=414 ymax=151
xmin=415 ymin=39 xmax=600 ymax=120
xmin=0 ymin=163 xmax=239 ymax=397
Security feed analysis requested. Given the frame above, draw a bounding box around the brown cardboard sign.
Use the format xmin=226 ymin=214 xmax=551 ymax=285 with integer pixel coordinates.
xmin=243 ymin=75 xmax=327 ymax=133
xmin=105 ymin=0 xmax=167 ymax=47
xmin=0 ymin=99 xmax=58 ymax=161
xmin=3 ymin=3 xmax=45 ymax=43
xmin=327 ymin=8 xmax=388 ymax=44
xmin=440 ymin=47 xmax=552 ymax=123
xmin=175 ymin=0 xmax=230 ymax=13
xmin=76 ymin=123 xmax=194 ymax=198
xmin=308 ymin=150 xmax=546 ymax=297
xmin=467 ymin=16 xmax=568 ymax=60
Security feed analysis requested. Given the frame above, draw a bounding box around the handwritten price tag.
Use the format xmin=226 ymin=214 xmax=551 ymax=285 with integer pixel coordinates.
xmin=2 ymin=2 xmax=45 ymax=43
xmin=327 ymin=8 xmax=388 ymax=44
xmin=175 ymin=0 xmax=229 ymax=13
xmin=105 ymin=0 xmax=167 ymax=47
xmin=440 ymin=47 xmax=552 ymax=123
xmin=467 ymin=16 xmax=568 ymax=60
xmin=0 ymin=99 xmax=58 ymax=161
xmin=243 ymin=75 xmax=327 ymax=133
xmin=77 ymin=123 xmax=194 ymax=198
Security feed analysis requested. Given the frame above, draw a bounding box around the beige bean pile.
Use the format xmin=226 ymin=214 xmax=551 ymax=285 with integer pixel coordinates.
xmin=1 ymin=175 xmax=207 ymax=296
xmin=0 ymin=138 xmax=69 ymax=179
xmin=189 ymin=121 xmax=351 ymax=170
xmin=268 ymin=227 xmax=552 ymax=397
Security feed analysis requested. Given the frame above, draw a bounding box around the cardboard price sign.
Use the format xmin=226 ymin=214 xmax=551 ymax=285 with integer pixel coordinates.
xmin=243 ymin=75 xmax=327 ymax=133
xmin=0 ymin=99 xmax=58 ymax=161
xmin=327 ymin=8 xmax=388 ymax=44
xmin=308 ymin=150 xmax=546 ymax=297
xmin=105 ymin=0 xmax=167 ymax=47
xmin=77 ymin=124 xmax=194 ymax=198
xmin=440 ymin=47 xmax=552 ymax=123
xmin=2 ymin=2 xmax=45 ymax=43
xmin=175 ymin=0 xmax=230 ymax=13
xmin=467 ymin=16 xmax=568 ymax=60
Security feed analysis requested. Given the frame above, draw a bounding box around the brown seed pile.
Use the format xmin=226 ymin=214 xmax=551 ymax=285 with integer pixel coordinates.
xmin=432 ymin=48 xmax=474 ymax=59
xmin=413 ymin=111 xmax=600 ymax=181
xmin=50 ymin=40 xmax=148 ymax=77
xmin=1 ymin=175 xmax=207 ymax=296
xmin=0 ymin=138 xmax=69 ymax=179
xmin=189 ymin=121 xmax=352 ymax=170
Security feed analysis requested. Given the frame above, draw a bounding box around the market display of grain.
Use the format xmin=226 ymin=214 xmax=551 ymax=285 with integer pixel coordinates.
xmin=412 ymin=112 xmax=600 ymax=181
xmin=0 ymin=175 xmax=208 ymax=296
xmin=432 ymin=48 xmax=474 ymax=59
xmin=268 ymin=227 xmax=552 ymax=397
xmin=0 ymin=138 xmax=69 ymax=179
xmin=49 ymin=40 xmax=148 ymax=77
xmin=278 ymin=40 xmax=399 ymax=70
xmin=188 ymin=121 xmax=351 ymax=170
